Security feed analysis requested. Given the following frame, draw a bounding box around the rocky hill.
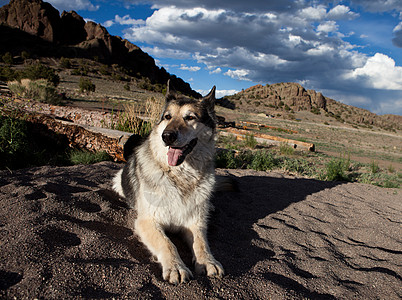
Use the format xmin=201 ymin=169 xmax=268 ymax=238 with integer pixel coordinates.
xmin=225 ymin=82 xmax=402 ymax=131
xmin=0 ymin=0 xmax=200 ymax=98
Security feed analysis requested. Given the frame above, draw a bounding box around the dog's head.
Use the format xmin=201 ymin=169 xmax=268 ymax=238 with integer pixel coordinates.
xmin=158 ymin=80 xmax=216 ymax=166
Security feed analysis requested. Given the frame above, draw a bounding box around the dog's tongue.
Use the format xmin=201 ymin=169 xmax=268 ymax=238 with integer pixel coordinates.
xmin=167 ymin=147 xmax=183 ymax=166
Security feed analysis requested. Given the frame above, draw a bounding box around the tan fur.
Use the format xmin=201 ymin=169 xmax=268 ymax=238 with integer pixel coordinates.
xmin=113 ymin=85 xmax=224 ymax=284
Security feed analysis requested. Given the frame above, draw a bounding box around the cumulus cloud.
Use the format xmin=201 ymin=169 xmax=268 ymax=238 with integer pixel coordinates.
xmin=224 ymin=69 xmax=251 ymax=81
xmin=343 ymin=53 xmax=402 ymax=90
xmin=209 ymin=67 xmax=222 ymax=74
xmin=46 ymin=0 xmax=99 ymax=12
xmin=115 ymin=15 xmax=145 ymax=26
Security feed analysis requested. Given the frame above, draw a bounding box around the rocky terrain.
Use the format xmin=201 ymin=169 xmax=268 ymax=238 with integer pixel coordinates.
xmin=226 ymin=82 xmax=402 ymax=131
xmin=0 ymin=0 xmax=200 ymax=98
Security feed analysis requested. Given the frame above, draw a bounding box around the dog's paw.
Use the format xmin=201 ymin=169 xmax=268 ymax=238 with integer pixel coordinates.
xmin=162 ymin=264 xmax=193 ymax=284
xmin=195 ymin=259 xmax=225 ymax=278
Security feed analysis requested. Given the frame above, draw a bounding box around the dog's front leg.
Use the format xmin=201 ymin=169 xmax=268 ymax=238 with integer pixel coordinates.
xmin=185 ymin=225 xmax=224 ymax=278
xmin=135 ymin=218 xmax=193 ymax=284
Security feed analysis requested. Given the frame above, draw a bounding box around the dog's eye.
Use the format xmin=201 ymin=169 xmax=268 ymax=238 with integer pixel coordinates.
xmin=184 ymin=115 xmax=196 ymax=121
xmin=164 ymin=114 xmax=172 ymax=120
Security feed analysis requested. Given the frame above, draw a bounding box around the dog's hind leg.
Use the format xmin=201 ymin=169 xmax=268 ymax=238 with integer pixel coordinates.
xmin=184 ymin=225 xmax=224 ymax=278
xmin=135 ymin=218 xmax=193 ymax=284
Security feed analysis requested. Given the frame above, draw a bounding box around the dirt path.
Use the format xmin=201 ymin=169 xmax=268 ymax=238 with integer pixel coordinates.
xmin=1 ymin=163 xmax=400 ymax=299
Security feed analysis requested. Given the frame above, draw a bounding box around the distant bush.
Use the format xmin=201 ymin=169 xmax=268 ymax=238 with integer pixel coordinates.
xmin=60 ymin=57 xmax=71 ymax=69
xmin=243 ymin=134 xmax=257 ymax=148
xmin=2 ymin=52 xmax=13 ymax=64
xmin=0 ymin=66 xmax=17 ymax=81
xmin=21 ymin=51 xmax=30 ymax=61
xmin=22 ymin=63 xmax=60 ymax=86
xmin=325 ymin=157 xmax=350 ymax=181
xmin=79 ymin=77 xmax=96 ymax=93
xmin=99 ymin=65 xmax=109 ymax=76
xmin=8 ymin=79 xmax=62 ymax=104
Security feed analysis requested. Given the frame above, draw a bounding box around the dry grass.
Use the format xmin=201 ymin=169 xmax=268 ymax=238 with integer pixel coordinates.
xmin=110 ymin=96 xmax=164 ymax=136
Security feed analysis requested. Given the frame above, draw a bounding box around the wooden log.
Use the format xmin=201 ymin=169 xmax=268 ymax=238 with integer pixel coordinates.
xmin=238 ymin=120 xmax=298 ymax=134
xmin=222 ymin=127 xmax=315 ymax=151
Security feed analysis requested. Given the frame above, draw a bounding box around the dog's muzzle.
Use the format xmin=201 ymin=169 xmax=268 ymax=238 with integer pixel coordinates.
xmin=164 ymin=135 xmax=198 ymax=166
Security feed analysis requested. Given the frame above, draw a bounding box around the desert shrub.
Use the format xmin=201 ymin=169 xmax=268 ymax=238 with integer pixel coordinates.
xmin=243 ymin=134 xmax=257 ymax=148
xmin=108 ymin=96 xmax=163 ymax=137
xmin=99 ymin=64 xmax=109 ymax=76
xmin=69 ymin=149 xmax=111 ymax=165
xmin=27 ymin=79 xmax=61 ymax=104
xmin=2 ymin=52 xmax=13 ymax=64
xmin=79 ymin=77 xmax=96 ymax=93
xmin=21 ymin=51 xmax=30 ymax=61
xmin=325 ymin=157 xmax=350 ymax=181
xmin=311 ymin=107 xmax=321 ymax=115
xmin=0 ymin=117 xmax=29 ymax=169
xmin=249 ymin=150 xmax=278 ymax=171
xmin=8 ymin=79 xmax=61 ymax=104
xmin=0 ymin=66 xmax=17 ymax=81
xmin=60 ymin=57 xmax=71 ymax=69
xmin=22 ymin=63 xmax=60 ymax=86
xmin=7 ymin=80 xmax=27 ymax=97
xmin=279 ymin=142 xmax=295 ymax=155
xmin=370 ymin=160 xmax=380 ymax=174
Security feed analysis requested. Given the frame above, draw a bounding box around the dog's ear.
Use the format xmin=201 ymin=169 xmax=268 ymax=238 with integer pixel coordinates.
xmin=165 ymin=79 xmax=177 ymax=102
xmin=201 ymin=86 xmax=216 ymax=111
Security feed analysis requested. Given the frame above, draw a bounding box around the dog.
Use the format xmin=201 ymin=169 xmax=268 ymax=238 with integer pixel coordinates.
xmin=112 ymin=81 xmax=224 ymax=284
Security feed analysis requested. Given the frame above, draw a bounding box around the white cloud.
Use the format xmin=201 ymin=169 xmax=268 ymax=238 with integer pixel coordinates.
xmin=327 ymin=5 xmax=358 ymax=20
xmin=224 ymin=69 xmax=251 ymax=81
xmin=197 ymin=89 xmax=239 ymax=98
xmin=141 ymin=46 xmax=192 ymax=59
xmin=343 ymin=53 xmax=402 ymax=90
xmin=115 ymin=15 xmax=145 ymax=26
xmin=179 ymin=64 xmax=201 ymax=71
xmin=102 ymin=20 xmax=114 ymax=28
xmin=46 ymin=0 xmax=99 ymax=12
xmin=209 ymin=67 xmax=222 ymax=74
xmin=317 ymin=21 xmax=338 ymax=33
xmin=299 ymin=6 xmax=327 ymax=20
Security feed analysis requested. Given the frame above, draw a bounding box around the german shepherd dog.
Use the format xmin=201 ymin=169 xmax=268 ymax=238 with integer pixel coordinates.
xmin=113 ymin=81 xmax=224 ymax=284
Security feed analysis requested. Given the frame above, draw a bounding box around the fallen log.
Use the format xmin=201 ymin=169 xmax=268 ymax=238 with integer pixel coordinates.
xmin=238 ymin=120 xmax=298 ymax=134
xmin=221 ymin=127 xmax=315 ymax=152
xmin=27 ymin=113 xmax=131 ymax=162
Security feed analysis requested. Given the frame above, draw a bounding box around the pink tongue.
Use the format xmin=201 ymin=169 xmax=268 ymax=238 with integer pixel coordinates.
xmin=167 ymin=147 xmax=184 ymax=166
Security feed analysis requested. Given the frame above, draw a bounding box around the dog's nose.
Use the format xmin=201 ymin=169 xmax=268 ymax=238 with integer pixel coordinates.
xmin=162 ymin=130 xmax=178 ymax=145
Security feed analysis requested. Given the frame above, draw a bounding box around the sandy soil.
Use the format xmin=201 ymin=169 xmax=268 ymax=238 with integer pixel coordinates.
xmin=0 ymin=162 xmax=400 ymax=299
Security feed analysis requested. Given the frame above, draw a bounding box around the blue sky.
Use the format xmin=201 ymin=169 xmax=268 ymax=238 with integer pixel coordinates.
xmin=4 ymin=0 xmax=402 ymax=115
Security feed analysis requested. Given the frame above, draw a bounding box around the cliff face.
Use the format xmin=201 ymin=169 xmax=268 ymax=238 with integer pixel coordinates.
xmin=241 ymin=83 xmax=326 ymax=111
xmin=0 ymin=0 xmax=200 ymax=98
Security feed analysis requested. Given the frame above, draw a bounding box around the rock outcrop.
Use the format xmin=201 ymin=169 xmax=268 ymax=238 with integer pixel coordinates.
xmin=230 ymin=82 xmax=401 ymax=130
xmin=0 ymin=0 xmax=200 ymax=98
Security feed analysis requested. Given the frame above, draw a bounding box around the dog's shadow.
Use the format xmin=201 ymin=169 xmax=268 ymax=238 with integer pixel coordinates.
xmin=208 ymin=172 xmax=341 ymax=277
